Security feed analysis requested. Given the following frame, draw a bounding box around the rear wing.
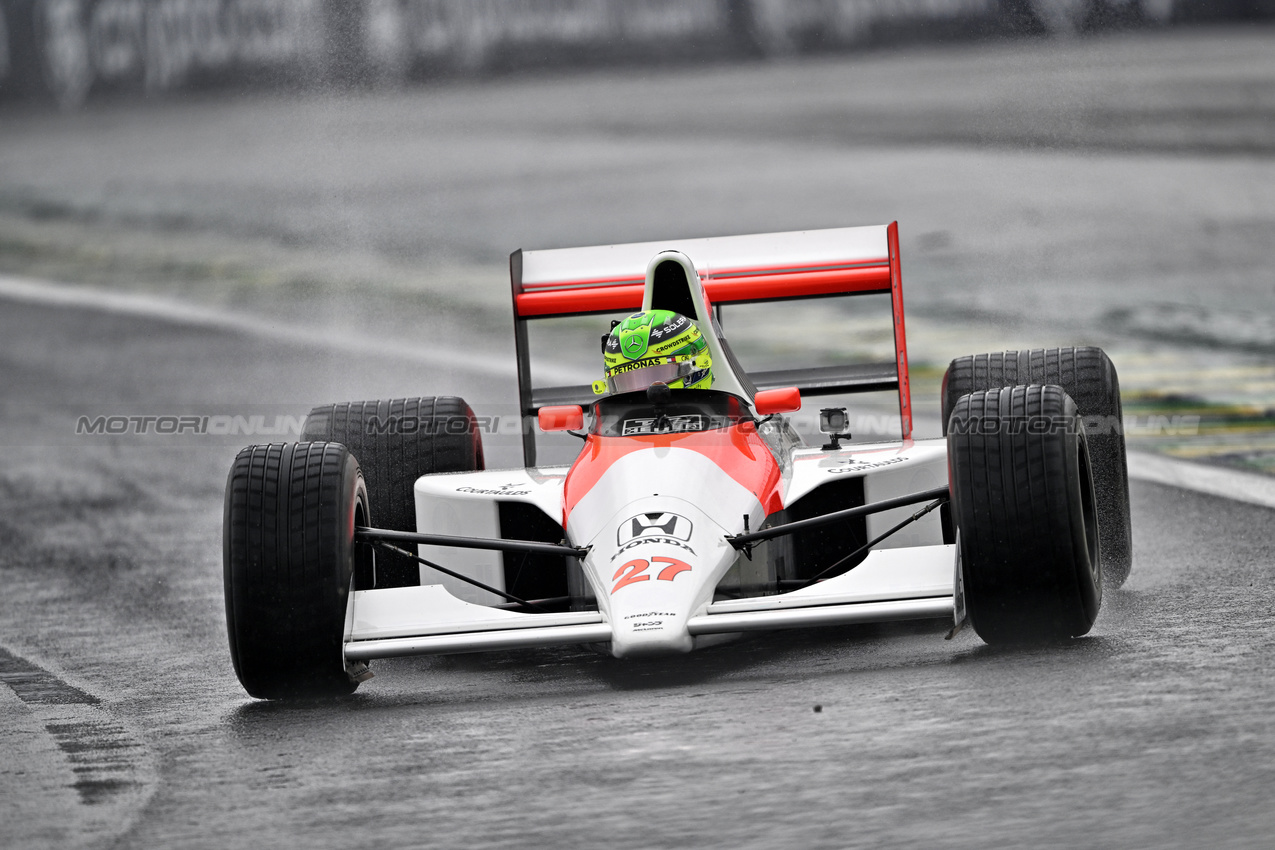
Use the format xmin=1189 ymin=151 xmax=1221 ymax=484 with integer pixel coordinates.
xmin=510 ymin=222 xmax=912 ymax=465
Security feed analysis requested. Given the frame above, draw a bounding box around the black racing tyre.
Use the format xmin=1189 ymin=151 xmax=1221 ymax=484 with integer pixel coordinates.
xmin=223 ymin=442 xmax=371 ymax=700
xmin=949 ymin=385 xmax=1102 ymax=645
xmin=301 ymin=397 xmax=485 ymax=588
xmin=941 ymin=347 xmax=1132 ymax=587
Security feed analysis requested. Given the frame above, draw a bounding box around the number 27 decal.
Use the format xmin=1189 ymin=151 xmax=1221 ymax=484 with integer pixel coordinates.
xmin=612 ymin=556 xmax=692 ymax=594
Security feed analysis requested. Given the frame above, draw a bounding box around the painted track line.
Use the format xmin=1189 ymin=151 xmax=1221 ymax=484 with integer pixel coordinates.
xmin=7 ymin=275 xmax=1273 ymax=507
xmin=1127 ymin=450 xmax=1275 ymax=510
xmin=0 ymin=645 xmax=157 ymax=847
xmin=0 ymin=273 xmax=589 ymax=384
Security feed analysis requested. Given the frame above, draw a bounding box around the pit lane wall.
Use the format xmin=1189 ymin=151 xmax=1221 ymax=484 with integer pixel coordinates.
xmin=1 ymin=0 xmax=1271 ymax=108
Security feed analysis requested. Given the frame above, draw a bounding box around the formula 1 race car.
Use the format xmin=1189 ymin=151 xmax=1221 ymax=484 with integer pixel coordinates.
xmin=222 ymin=223 xmax=1132 ymax=699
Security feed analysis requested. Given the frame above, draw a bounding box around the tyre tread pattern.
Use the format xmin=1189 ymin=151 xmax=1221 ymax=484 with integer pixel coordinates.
xmin=942 ymin=347 xmax=1132 ymax=586
xmin=224 ymin=442 xmax=362 ymax=699
xmin=949 ymin=386 xmax=1100 ymax=644
xmin=301 ymin=397 xmax=484 ymax=587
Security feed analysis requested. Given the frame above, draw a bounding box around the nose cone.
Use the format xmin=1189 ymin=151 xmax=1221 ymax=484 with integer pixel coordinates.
xmin=584 ymin=496 xmax=742 ymax=658
xmin=563 ymin=438 xmax=773 ymax=658
xmin=608 ymin=564 xmax=697 ymax=657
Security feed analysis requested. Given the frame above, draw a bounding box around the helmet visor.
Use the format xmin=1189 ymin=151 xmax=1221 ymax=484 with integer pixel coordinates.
xmin=606 ymin=357 xmax=695 ymax=394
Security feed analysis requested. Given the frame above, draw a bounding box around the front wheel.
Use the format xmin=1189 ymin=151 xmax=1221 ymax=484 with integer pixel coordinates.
xmin=949 ymin=385 xmax=1101 ymax=645
xmin=223 ymin=442 xmax=372 ymax=699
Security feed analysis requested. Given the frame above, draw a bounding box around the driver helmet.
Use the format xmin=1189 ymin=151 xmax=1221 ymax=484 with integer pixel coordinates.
xmin=595 ymin=309 xmax=713 ymax=395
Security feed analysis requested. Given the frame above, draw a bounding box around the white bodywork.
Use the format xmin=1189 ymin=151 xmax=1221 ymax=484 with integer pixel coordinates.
xmin=343 ymin=436 xmax=955 ymax=663
xmin=343 ymin=224 xmax=954 ymax=664
xmin=518 ymin=225 xmax=889 ymax=289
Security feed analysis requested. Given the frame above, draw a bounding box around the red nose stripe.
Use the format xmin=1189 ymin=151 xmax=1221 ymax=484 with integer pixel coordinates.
xmin=563 ymin=425 xmax=783 ymax=526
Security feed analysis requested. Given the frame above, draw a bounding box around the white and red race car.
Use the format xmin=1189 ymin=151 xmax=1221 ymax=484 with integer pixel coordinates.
xmin=223 ymin=223 xmax=1132 ymax=699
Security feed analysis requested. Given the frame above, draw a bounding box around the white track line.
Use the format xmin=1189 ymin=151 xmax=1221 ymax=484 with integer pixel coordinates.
xmin=0 ymin=273 xmax=589 ymax=384
xmin=8 ymin=275 xmax=1274 ymax=505
xmin=1127 ymin=450 xmax=1275 ymax=510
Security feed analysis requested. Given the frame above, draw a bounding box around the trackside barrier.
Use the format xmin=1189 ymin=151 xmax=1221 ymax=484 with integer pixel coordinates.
xmin=3 ymin=0 xmax=1267 ymax=109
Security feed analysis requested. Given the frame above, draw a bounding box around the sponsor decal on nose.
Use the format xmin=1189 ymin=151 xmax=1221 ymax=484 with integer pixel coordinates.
xmin=617 ymin=511 xmax=693 ymax=545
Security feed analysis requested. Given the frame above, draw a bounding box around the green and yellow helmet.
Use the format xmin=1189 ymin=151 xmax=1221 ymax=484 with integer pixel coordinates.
xmin=594 ymin=309 xmax=713 ymax=395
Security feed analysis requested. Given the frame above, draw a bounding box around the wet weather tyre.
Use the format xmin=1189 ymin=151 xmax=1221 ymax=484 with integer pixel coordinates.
xmin=302 ymin=397 xmax=485 ymax=588
xmin=941 ymin=347 xmax=1132 ymax=587
xmin=948 ymin=385 xmax=1102 ymax=645
xmin=223 ymin=442 xmax=371 ymax=700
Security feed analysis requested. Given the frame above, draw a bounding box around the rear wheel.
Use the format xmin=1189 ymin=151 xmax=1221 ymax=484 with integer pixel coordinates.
xmin=948 ymin=385 xmax=1101 ymax=645
xmin=223 ymin=442 xmax=371 ymax=700
xmin=942 ymin=347 xmax=1132 ymax=587
xmin=302 ymin=397 xmax=485 ymax=588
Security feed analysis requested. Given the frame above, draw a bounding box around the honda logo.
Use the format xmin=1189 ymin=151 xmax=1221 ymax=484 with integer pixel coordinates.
xmin=617 ymin=512 xmax=693 ymax=545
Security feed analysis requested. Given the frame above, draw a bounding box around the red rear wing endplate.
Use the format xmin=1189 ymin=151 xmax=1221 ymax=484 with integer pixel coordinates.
xmin=510 ymin=223 xmax=912 ymax=465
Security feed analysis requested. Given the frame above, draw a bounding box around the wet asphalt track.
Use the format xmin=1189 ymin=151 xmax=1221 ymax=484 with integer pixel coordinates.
xmin=3 ymin=24 xmax=1275 ymax=850
xmin=2 ymin=295 xmax=1274 ymax=850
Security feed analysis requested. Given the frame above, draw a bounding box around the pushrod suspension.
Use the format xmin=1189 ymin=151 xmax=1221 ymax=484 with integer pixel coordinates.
xmin=355 ymin=527 xmax=589 ymax=559
xmin=727 ymin=485 xmax=949 ymax=549
xmin=362 ymin=539 xmax=550 ymax=613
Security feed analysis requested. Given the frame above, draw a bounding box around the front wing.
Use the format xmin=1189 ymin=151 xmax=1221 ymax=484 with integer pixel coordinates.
xmin=343 ymin=544 xmax=956 ymax=662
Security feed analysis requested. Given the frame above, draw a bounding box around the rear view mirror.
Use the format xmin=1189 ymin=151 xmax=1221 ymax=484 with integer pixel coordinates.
xmin=538 ymin=405 xmax=584 ymax=432
xmin=753 ymin=387 xmax=801 ymax=416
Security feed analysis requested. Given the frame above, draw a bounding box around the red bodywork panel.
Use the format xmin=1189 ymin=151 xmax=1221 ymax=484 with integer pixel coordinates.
xmin=886 ymin=222 xmax=912 ymax=441
xmin=563 ymin=425 xmax=784 ymax=525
